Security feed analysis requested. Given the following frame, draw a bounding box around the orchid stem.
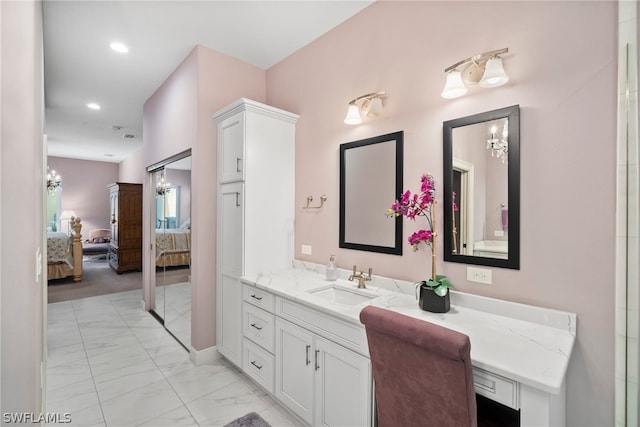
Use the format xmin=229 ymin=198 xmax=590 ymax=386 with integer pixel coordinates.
xmin=431 ymin=200 xmax=437 ymax=282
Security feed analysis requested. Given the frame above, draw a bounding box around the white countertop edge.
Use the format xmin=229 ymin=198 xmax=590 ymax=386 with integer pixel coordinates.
xmin=242 ymin=264 xmax=577 ymax=395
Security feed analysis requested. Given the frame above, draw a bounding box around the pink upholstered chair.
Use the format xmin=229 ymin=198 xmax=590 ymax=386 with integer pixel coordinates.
xmin=360 ymin=305 xmax=477 ymax=427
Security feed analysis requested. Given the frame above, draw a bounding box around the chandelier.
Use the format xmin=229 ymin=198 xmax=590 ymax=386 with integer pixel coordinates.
xmin=156 ymin=173 xmax=171 ymax=195
xmin=486 ymin=121 xmax=508 ymax=163
xmin=47 ymin=168 xmax=62 ymax=194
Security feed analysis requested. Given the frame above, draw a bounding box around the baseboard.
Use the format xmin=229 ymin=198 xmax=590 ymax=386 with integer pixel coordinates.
xmin=190 ymin=345 xmax=220 ymax=365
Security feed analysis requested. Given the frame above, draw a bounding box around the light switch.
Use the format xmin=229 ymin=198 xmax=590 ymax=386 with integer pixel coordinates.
xmin=301 ymin=244 xmax=312 ymax=255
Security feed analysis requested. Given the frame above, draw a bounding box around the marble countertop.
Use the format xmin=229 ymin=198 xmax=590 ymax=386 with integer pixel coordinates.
xmin=241 ymin=263 xmax=576 ymax=396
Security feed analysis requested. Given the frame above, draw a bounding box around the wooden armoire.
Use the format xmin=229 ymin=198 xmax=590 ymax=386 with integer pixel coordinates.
xmin=108 ymin=182 xmax=142 ymax=273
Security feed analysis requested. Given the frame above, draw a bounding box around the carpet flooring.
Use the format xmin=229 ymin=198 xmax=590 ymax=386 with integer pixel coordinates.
xmin=47 ymin=258 xmax=189 ymax=303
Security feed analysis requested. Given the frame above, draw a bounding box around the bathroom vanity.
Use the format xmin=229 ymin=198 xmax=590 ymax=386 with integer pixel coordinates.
xmin=237 ymin=264 xmax=576 ymax=427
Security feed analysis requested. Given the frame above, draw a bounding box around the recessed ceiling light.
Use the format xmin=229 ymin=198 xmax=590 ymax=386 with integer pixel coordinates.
xmin=87 ymin=103 xmax=101 ymax=110
xmin=110 ymin=42 xmax=129 ymax=53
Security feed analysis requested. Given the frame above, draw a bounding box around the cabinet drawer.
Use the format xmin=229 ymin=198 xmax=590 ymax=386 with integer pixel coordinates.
xmin=243 ymin=338 xmax=274 ymax=394
xmin=242 ymin=303 xmax=275 ymax=353
xmin=473 ymin=367 xmax=519 ymax=409
xmin=277 ymin=298 xmax=369 ymax=356
xmin=242 ymin=283 xmax=275 ymax=313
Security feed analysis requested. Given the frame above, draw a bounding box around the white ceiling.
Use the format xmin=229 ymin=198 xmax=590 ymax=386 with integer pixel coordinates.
xmin=43 ymin=0 xmax=374 ymax=163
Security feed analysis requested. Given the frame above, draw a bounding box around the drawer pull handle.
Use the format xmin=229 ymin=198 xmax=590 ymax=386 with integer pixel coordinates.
xmin=315 ymin=349 xmax=320 ymax=371
xmin=236 ymin=157 xmax=242 ymax=173
xmin=235 ymin=192 xmax=241 ymax=207
xmin=305 ymin=345 xmax=311 ymax=366
xmin=250 ymin=294 xmax=263 ymax=301
xmin=250 ymin=323 xmax=263 ymax=331
xmin=250 ymin=361 xmax=262 ymax=370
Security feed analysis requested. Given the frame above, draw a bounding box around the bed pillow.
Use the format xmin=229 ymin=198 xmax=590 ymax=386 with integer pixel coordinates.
xmin=180 ymin=218 xmax=191 ymax=230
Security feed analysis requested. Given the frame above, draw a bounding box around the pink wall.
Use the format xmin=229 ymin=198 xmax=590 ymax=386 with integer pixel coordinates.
xmin=47 ymin=156 xmax=119 ymax=234
xmin=266 ymin=1 xmax=616 ymax=425
xmin=143 ymin=45 xmax=265 ymax=350
xmin=1 ymin=0 xmax=46 ymax=415
xmin=119 ymin=147 xmax=144 ymax=184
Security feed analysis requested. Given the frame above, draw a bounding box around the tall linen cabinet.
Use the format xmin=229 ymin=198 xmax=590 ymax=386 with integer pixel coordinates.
xmin=214 ymin=99 xmax=298 ymax=367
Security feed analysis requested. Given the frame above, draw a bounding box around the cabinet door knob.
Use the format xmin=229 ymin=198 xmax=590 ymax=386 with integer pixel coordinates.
xmin=250 ymin=360 xmax=263 ymax=370
xmin=305 ymin=345 xmax=311 ymax=366
xmin=315 ymin=349 xmax=320 ymax=371
xmin=250 ymin=294 xmax=263 ymax=301
xmin=250 ymin=323 xmax=263 ymax=331
xmin=236 ymin=157 xmax=242 ymax=173
xmin=235 ymin=192 xmax=241 ymax=207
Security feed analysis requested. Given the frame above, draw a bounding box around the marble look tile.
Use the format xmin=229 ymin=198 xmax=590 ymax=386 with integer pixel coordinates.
xmin=48 ymin=320 xmax=83 ymax=351
xmin=46 ymin=403 xmax=105 ymax=427
xmin=186 ymin=378 xmax=272 ymax=426
xmin=166 ymin=362 xmax=243 ymax=404
xmin=100 ymin=379 xmax=183 ymax=427
xmin=258 ymin=400 xmax=305 ymax=427
xmin=47 ymin=301 xmax=77 ymax=322
xmin=47 ymin=357 xmax=93 ymax=391
xmin=45 ymin=377 xmax=99 ymax=416
xmin=152 ymin=347 xmax=194 ymax=378
xmin=47 ymin=342 xmax=87 ymax=368
xmin=86 ymin=343 xmax=152 ymax=378
xmin=119 ymin=311 xmax=163 ymax=329
xmin=138 ymin=406 xmax=198 ymax=427
xmin=82 ymin=332 xmax=142 ymax=358
xmin=93 ymin=358 xmax=165 ymax=402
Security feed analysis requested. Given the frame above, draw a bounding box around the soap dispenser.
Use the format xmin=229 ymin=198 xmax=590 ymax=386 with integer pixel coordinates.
xmin=326 ymin=254 xmax=338 ymax=281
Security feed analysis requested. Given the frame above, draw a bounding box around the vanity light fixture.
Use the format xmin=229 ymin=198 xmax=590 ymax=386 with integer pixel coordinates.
xmin=343 ymin=91 xmax=386 ymax=125
xmin=441 ymin=48 xmax=509 ymax=99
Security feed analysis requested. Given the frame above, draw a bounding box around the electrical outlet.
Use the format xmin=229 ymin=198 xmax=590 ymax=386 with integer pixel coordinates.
xmin=301 ymin=244 xmax=312 ymax=255
xmin=467 ymin=266 xmax=492 ymax=285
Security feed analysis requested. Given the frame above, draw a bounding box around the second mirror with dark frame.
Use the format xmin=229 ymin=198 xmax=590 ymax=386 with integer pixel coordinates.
xmin=443 ymin=105 xmax=520 ymax=269
xmin=339 ymin=131 xmax=403 ymax=255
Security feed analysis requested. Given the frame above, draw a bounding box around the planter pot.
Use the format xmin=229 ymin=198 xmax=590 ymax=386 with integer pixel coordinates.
xmin=418 ymin=283 xmax=450 ymax=313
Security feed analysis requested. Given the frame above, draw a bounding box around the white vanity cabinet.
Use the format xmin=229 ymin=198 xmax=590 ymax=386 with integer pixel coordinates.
xmin=274 ymin=304 xmax=372 ymax=427
xmin=216 ymin=182 xmax=244 ymax=365
xmin=242 ymin=284 xmax=276 ymax=393
xmin=214 ymin=99 xmax=298 ymax=367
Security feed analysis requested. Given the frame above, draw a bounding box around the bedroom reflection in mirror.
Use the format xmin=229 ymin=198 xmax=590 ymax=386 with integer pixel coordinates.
xmin=150 ymin=153 xmax=192 ymax=348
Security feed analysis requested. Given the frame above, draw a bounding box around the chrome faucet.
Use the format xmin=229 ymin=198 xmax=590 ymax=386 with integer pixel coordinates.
xmin=348 ymin=265 xmax=372 ymax=289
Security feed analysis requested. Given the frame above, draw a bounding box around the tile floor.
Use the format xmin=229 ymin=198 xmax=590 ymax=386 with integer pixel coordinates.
xmin=46 ymin=289 xmax=304 ymax=427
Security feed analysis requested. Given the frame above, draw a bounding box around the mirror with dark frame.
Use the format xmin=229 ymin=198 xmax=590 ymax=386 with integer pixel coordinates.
xmin=339 ymin=131 xmax=403 ymax=255
xmin=443 ymin=105 xmax=520 ymax=269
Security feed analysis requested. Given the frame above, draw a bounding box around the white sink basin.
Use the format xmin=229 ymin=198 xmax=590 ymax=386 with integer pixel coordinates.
xmin=309 ymin=286 xmax=377 ymax=306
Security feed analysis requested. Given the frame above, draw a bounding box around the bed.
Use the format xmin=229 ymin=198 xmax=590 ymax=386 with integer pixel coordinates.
xmin=155 ymin=228 xmax=190 ymax=268
xmin=47 ymin=217 xmax=83 ymax=282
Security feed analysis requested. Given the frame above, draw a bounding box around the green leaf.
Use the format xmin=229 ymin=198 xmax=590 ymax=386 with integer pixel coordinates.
xmin=434 ymin=285 xmax=449 ymax=297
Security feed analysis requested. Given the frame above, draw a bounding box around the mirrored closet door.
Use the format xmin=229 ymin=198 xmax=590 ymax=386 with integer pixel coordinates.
xmin=149 ymin=151 xmax=192 ymax=348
